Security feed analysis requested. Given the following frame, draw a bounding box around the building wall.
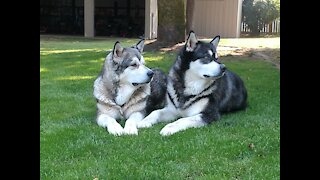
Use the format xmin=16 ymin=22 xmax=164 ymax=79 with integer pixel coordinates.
xmin=145 ymin=0 xmax=158 ymax=39
xmin=81 ymin=0 xmax=242 ymax=38
xmin=84 ymin=0 xmax=94 ymax=37
xmin=192 ymin=0 xmax=242 ymax=38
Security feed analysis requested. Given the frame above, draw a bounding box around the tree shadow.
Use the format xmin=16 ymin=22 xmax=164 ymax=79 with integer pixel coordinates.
xmin=144 ymin=40 xmax=185 ymax=52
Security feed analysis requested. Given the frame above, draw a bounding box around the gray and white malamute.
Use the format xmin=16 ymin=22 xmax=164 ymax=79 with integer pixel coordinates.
xmin=137 ymin=31 xmax=247 ymax=136
xmin=93 ymin=40 xmax=167 ymax=136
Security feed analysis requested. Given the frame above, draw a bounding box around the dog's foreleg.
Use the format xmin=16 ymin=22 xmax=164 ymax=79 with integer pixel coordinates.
xmin=137 ymin=107 xmax=178 ymax=128
xmin=123 ymin=112 xmax=144 ymax=135
xmin=97 ymin=114 xmax=124 ymax=136
xmin=160 ymin=114 xmax=206 ymax=136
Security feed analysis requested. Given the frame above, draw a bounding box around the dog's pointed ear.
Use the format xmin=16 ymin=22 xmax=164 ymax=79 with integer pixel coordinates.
xmin=113 ymin=41 xmax=124 ymax=59
xmin=210 ymin=35 xmax=220 ymax=48
xmin=186 ymin=31 xmax=198 ymax=52
xmin=135 ymin=39 xmax=145 ymax=53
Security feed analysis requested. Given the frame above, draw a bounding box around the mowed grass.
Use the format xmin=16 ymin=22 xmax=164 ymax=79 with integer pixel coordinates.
xmin=40 ymin=35 xmax=280 ymax=179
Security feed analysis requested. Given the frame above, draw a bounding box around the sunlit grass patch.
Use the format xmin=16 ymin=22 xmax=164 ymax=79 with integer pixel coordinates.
xmin=144 ymin=55 xmax=164 ymax=62
xmin=40 ymin=48 xmax=105 ymax=56
xmin=54 ymin=75 xmax=96 ymax=81
xmin=40 ymin=68 xmax=48 ymax=73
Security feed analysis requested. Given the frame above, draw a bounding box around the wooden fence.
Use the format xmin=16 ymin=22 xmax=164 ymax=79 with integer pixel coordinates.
xmin=241 ymin=19 xmax=280 ymax=34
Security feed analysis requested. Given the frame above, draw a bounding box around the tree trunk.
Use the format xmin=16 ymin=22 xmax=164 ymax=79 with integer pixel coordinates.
xmin=186 ymin=0 xmax=195 ymax=34
xmin=157 ymin=0 xmax=186 ymax=43
xmin=269 ymin=22 xmax=273 ymax=35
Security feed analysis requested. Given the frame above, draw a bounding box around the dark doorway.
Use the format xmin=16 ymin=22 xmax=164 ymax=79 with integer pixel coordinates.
xmin=95 ymin=0 xmax=145 ymax=38
xmin=40 ymin=0 xmax=84 ymax=35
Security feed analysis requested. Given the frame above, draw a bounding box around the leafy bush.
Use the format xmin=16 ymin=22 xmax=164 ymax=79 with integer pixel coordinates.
xmin=242 ymin=0 xmax=280 ymax=36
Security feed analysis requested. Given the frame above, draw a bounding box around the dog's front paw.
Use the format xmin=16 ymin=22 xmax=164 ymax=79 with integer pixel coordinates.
xmin=124 ymin=124 xmax=138 ymax=135
xmin=136 ymin=120 xmax=153 ymax=128
xmin=160 ymin=123 xmax=179 ymax=136
xmin=107 ymin=123 xmax=124 ymax=136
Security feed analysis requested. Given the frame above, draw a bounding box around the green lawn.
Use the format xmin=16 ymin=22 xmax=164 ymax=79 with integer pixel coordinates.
xmin=40 ymin=35 xmax=280 ymax=179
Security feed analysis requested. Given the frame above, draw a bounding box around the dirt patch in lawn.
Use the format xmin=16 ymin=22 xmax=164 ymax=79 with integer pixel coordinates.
xmin=218 ymin=47 xmax=280 ymax=69
xmin=144 ymin=39 xmax=280 ymax=69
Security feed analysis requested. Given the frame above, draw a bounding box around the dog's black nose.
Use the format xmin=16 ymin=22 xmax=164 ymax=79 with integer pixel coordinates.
xmin=220 ymin=64 xmax=226 ymax=72
xmin=147 ymin=71 xmax=154 ymax=78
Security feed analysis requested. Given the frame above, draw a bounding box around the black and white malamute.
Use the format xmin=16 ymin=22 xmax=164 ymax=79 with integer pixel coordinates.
xmin=93 ymin=40 xmax=167 ymax=136
xmin=137 ymin=31 xmax=247 ymax=136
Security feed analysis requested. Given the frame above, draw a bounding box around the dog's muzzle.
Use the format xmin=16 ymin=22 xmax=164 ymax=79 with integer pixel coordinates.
xmin=203 ymin=64 xmax=226 ymax=78
xmin=147 ymin=70 xmax=154 ymax=78
xmin=132 ymin=70 xmax=154 ymax=86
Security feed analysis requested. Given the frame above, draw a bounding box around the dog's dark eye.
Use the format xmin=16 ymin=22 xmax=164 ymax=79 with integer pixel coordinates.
xmin=131 ymin=64 xmax=138 ymax=68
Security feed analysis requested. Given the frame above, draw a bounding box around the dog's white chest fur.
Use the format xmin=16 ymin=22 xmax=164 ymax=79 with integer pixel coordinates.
xmin=167 ymin=81 xmax=210 ymax=117
xmin=184 ymin=79 xmax=207 ymax=95
xmin=115 ymin=84 xmax=137 ymax=106
xmin=179 ymin=98 xmax=209 ymax=117
xmin=184 ymin=70 xmax=204 ymax=95
xmin=184 ymin=69 xmax=213 ymax=95
xmin=115 ymin=83 xmax=151 ymax=118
